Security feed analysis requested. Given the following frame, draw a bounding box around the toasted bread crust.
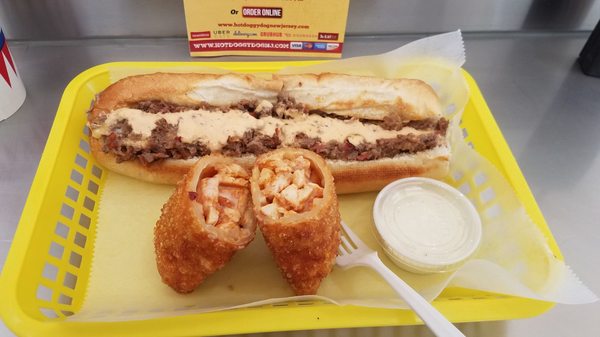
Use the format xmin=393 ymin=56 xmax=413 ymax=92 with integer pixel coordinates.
xmin=90 ymin=73 xmax=283 ymax=121
xmin=276 ymin=73 xmax=441 ymax=121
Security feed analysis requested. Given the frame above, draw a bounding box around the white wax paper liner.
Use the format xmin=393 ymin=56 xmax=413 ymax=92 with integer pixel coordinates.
xmin=71 ymin=31 xmax=596 ymax=322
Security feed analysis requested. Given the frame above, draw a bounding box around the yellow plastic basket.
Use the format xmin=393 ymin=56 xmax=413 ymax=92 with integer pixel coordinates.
xmin=0 ymin=62 xmax=559 ymax=337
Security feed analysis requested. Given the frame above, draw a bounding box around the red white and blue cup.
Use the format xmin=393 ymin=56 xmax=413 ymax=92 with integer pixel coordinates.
xmin=0 ymin=28 xmax=26 ymax=121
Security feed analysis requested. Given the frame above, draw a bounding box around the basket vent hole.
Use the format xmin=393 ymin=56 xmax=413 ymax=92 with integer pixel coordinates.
xmin=61 ymin=203 xmax=75 ymax=220
xmin=83 ymin=196 xmax=95 ymax=211
xmin=474 ymin=172 xmax=487 ymax=186
xmin=59 ymin=294 xmax=73 ymax=305
xmin=79 ymin=139 xmax=90 ymax=153
xmin=79 ymin=214 xmax=91 ymax=229
xmin=65 ymin=185 xmax=79 ymax=202
xmin=92 ymin=165 xmax=103 ymax=179
xmin=70 ymin=169 xmax=83 ymax=185
xmin=36 ymin=284 xmax=53 ymax=301
xmin=458 ymin=183 xmax=471 ymax=195
xmin=42 ymin=263 xmax=59 ymax=281
xmin=63 ymin=272 xmax=78 ymax=289
xmin=49 ymin=242 xmax=64 ymax=259
xmin=445 ymin=103 xmax=456 ymax=115
xmin=40 ymin=308 xmax=59 ymax=319
xmin=462 ymin=128 xmax=468 ymax=139
xmin=61 ymin=311 xmax=74 ymax=317
xmin=452 ymin=170 xmax=464 ymax=182
xmin=88 ymin=180 xmax=99 ymax=194
xmin=83 ymin=125 xmax=90 ymax=135
xmin=467 ymin=141 xmax=474 ymax=149
xmin=485 ymin=204 xmax=502 ymax=219
xmin=69 ymin=251 xmax=82 ymax=268
xmin=480 ymin=187 xmax=495 ymax=203
xmin=55 ymin=222 xmax=69 ymax=239
xmin=74 ymin=232 xmax=87 ymax=248
xmin=75 ymin=154 xmax=88 ymax=169
xmin=271 ymin=303 xmax=289 ymax=307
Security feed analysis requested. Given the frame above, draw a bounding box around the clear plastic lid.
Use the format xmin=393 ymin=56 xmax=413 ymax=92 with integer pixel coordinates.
xmin=372 ymin=178 xmax=482 ymax=273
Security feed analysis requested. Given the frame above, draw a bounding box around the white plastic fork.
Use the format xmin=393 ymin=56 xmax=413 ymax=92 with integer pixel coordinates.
xmin=336 ymin=221 xmax=466 ymax=337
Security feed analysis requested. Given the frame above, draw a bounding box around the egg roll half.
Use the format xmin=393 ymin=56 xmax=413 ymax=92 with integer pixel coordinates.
xmin=154 ymin=156 xmax=256 ymax=293
xmin=250 ymin=148 xmax=341 ymax=295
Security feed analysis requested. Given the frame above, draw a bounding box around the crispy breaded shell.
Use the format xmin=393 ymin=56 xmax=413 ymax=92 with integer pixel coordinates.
xmin=276 ymin=73 xmax=441 ymax=121
xmin=250 ymin=148 xmax=341 ymax=295
xmin=154 ymin=156 xmax=256 ymax=293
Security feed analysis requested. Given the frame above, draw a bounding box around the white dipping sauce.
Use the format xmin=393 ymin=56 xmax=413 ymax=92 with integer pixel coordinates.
xmin=373 ymin=178 xmax=482 ymax=273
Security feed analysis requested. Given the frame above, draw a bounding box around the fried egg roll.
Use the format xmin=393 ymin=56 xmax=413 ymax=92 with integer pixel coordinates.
xmin=250 ymin=148 xmax=341 ymax=295
xmin=154 ymin=156 xmax=256 ymax=293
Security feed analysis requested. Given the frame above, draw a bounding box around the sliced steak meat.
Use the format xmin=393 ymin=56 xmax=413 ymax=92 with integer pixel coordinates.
xmin=102 ymin=119 xmax=136 ymax=162
xmin=230 ymin=99 xmax=256 ymax=113
xmin=405 ymin=118 xmax=449 ymax=135
xmin=140 ymin=119 xmax=210 ymax=164
xmin=274 ymin=94 xmax=307 ymax=118
xmin=434 ymin=117 xmax=449 ymax=135
xmin=294 ymin=132 xmax=319 ymax=149
xmin=246 ymin=130 xmax=281 ymax=154
xmin=379 ymin=114 xmax=404 ymax=130
xmin=132 ymin=100 xmax=209 ymax=114
xmin=102 ymin=118 xmax=210 ymax=164
xmin=111 ymin=119 xmax=133 ymax=137
xmin=379 ymin=116 xmax=449 ymax=132
xmin=103 ymin=133 xmax=137 ymax=162
xmin=222 ymin=129 xmax=281 ymax=156
xmin=294 ymin=132 xmax=441 ymax=162
xmin=377 ymin=133 xmax=438 ymax=157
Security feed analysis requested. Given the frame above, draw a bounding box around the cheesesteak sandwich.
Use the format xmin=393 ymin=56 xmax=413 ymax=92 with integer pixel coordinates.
xmin=88 ymin=72 xmax=449 ymax=193
xmin=250 ymin=148 xmax=340 ymax=295
xmin=154 ymin=155 xmax=256 ymax=293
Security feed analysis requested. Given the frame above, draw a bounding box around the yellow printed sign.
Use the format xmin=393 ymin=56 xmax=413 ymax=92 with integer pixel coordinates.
xmin=183 ymin=0 xmax=350 ymax=58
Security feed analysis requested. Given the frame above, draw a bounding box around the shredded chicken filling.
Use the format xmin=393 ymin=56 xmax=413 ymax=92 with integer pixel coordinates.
xmin=191 ymin=163 xmax=250 ymax=234
xmin=257 ymin=155 xmax=324 ymax=220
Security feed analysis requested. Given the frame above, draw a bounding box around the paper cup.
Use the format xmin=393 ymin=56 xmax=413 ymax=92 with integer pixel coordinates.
xmin=0 ymin=29 xmax=26 ymax=122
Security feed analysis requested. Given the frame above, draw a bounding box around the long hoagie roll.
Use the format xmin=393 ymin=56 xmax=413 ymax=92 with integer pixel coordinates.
xmin=154 ymin=155 xmax=256 ymax=293
xmin=250 ymin=148 xmax=341 ymax=295
xmin=88 ymin=72 xmax=450 ymax=193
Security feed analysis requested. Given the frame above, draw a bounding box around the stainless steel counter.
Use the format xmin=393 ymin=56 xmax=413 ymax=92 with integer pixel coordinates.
xmin=1 ymin=33 xmax=599 ymax=336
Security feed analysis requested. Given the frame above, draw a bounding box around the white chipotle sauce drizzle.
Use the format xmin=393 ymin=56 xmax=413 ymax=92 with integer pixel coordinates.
xmin=90 ymin=105 xmax=432 ymax=151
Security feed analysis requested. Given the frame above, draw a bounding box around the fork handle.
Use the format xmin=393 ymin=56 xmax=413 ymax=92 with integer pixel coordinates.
xmin=362 ymin=252 xmax=466 ymax=337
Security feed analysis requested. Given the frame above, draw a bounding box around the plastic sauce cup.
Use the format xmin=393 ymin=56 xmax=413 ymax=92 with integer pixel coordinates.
xmin=372 ymin=177 xmax=482 ymax=274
